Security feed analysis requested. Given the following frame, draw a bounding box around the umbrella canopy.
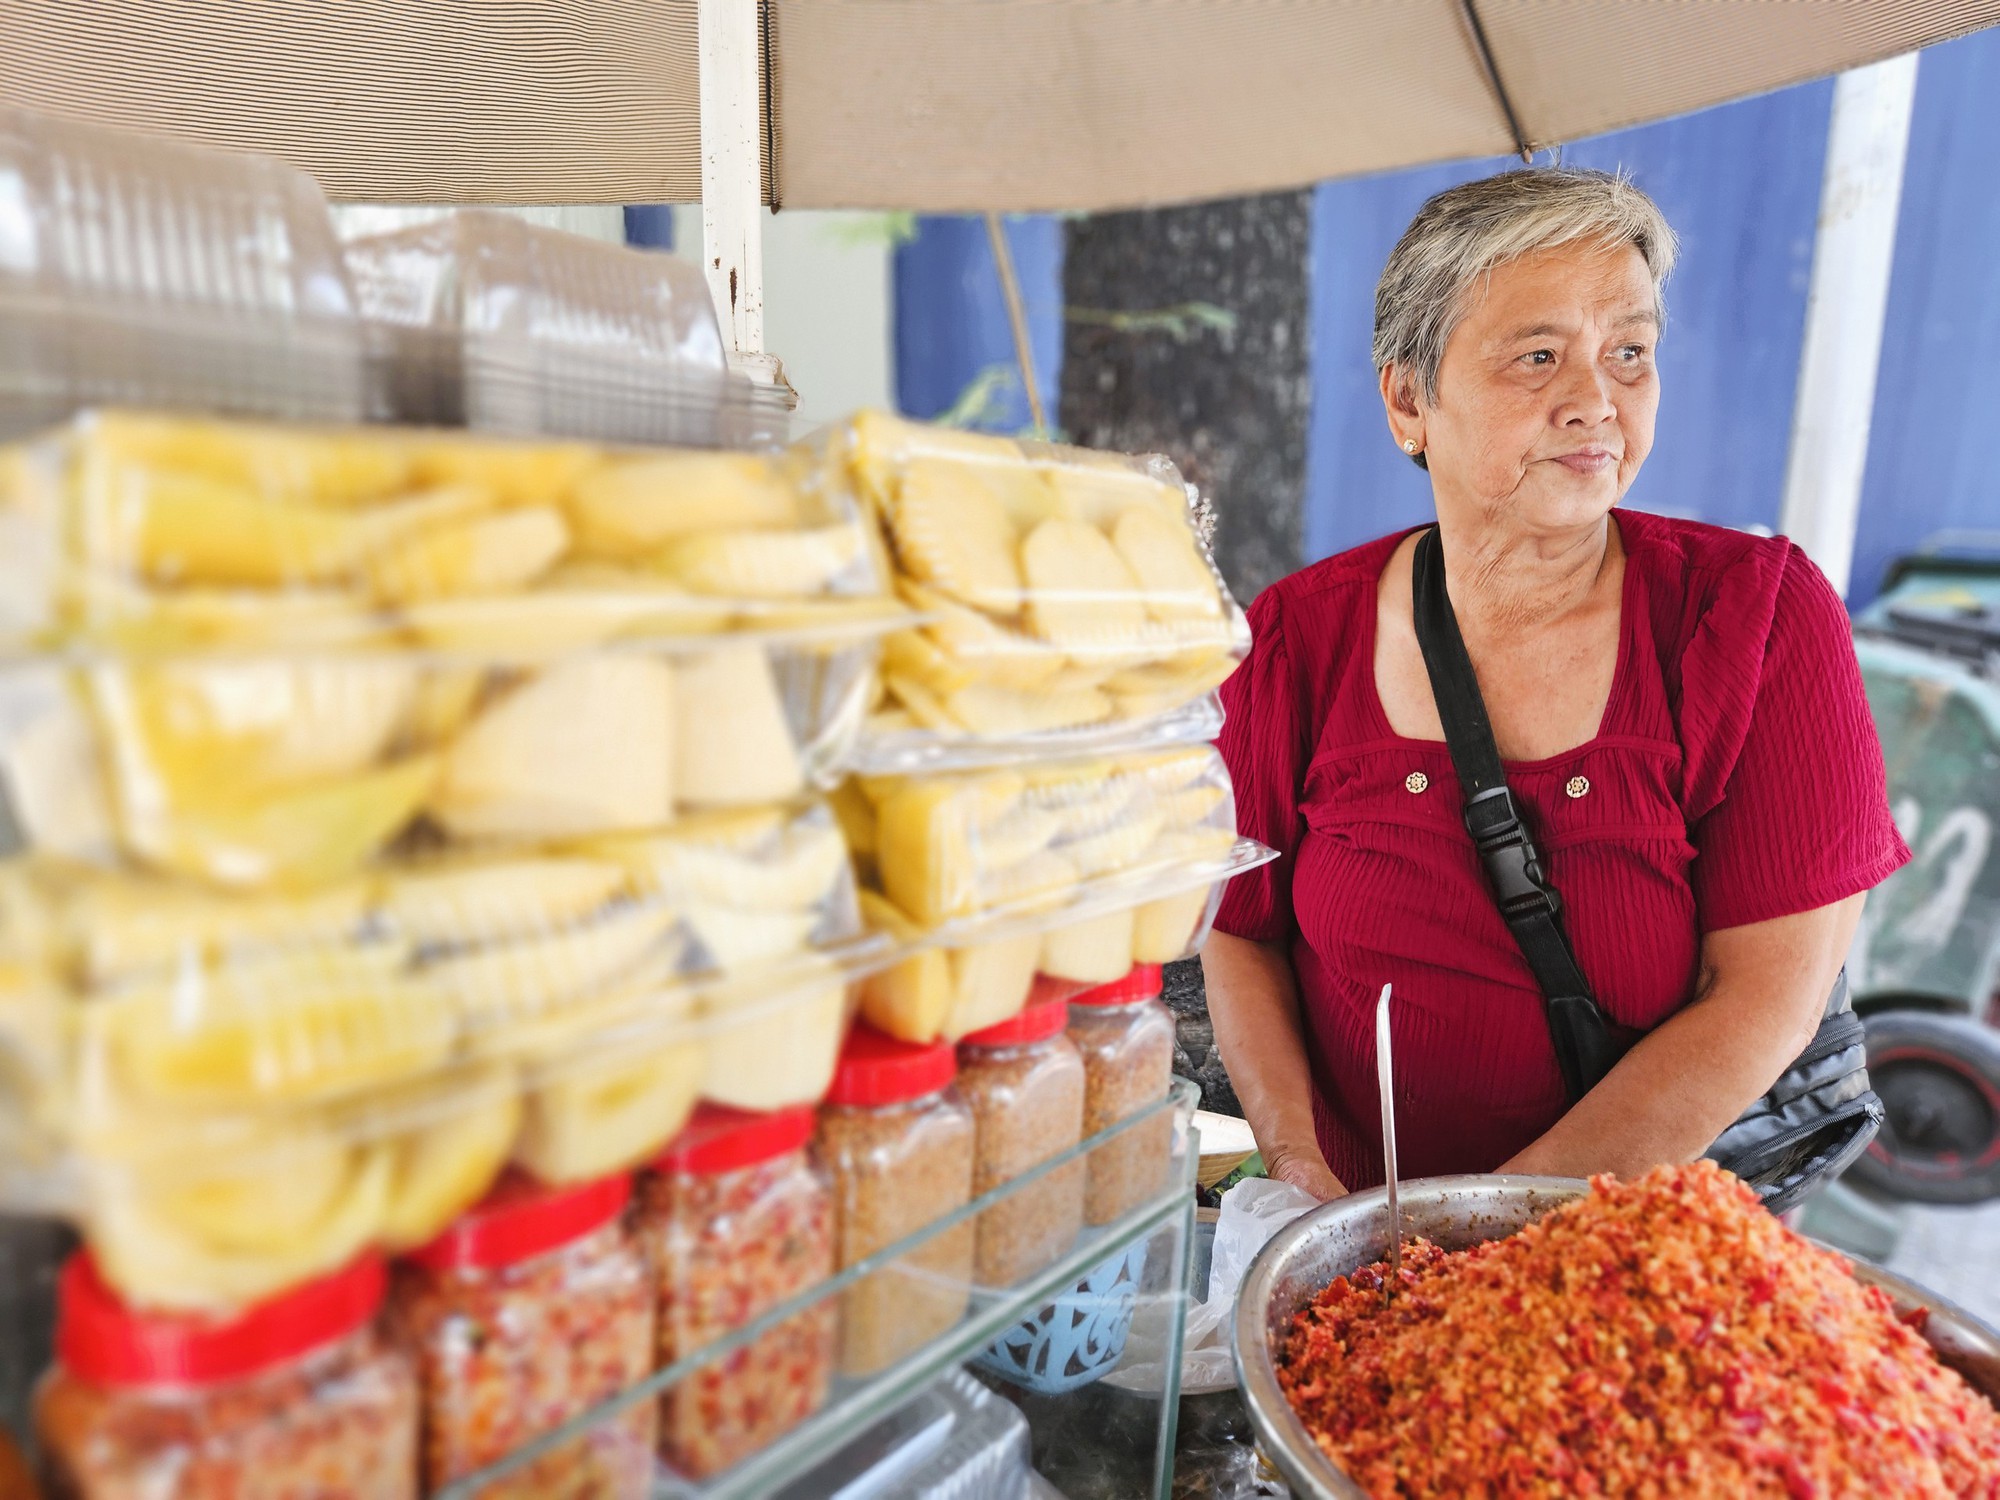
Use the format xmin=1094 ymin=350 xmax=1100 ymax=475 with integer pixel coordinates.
xmin=0 ymin=0 xmax=1995 ymax=209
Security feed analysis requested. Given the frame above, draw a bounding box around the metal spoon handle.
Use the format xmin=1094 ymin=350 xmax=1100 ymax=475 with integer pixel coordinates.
xmin=1375 ymin=982 xmax=1401 ymax=1303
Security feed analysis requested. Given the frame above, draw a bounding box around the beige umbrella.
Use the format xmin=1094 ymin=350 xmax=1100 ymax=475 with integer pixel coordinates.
xmin=0 ymin=0 xmax=1994 ymax=210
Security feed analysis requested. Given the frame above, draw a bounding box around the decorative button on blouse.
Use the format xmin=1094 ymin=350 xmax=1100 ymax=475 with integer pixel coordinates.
xmin=1565 ymin=776 xmax=1590 ymax=799
xmin=1405 ymin=772 xmax=1429 ymax=794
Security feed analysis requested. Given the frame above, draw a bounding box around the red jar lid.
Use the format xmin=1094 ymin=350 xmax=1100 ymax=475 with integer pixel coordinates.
xmin=825 ymin=1023 xmax=956 ymax=1108
xmin=1069 ymin=964 xmax=1165 ymax=1007
xmin=961 ymin=997 xmax=1071 ymax=1049
xmin=657 ymin=1102 xmax=816 ymax=1175
xmin=406 ymin=1168 xmax=630 ymax=1272
xmin=57 ymin=1252 xmax=384 ymax=1389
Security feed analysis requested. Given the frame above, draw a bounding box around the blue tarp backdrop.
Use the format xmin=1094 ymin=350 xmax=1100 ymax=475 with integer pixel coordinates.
xmin=886 ymin=27 xmax=2000 ymax=607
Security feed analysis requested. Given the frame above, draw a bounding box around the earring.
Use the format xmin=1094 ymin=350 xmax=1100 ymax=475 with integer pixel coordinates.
xmin=1403 ymin=439 xmax=1417 ymax=454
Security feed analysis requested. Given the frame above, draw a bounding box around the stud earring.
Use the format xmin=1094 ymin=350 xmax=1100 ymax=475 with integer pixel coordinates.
xmin=1403 ymin=439 xmax=1417 ymax=454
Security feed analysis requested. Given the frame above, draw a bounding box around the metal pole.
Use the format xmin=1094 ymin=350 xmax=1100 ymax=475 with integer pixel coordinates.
xmin=1779 ymin=54 xmax=1920 ymax=597
xmin=699 ymin=0 xmax=791 ymax=394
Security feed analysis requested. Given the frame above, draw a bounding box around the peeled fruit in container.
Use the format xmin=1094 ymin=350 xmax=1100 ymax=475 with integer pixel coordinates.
xmin=514 ymin=1034 xmax=705 ymax=1184
xmin=376 ymin=1065 xmax=523 ymax=1251
xmin=889 ymin=461 xmax=1024 ymax=614
xmin=432 ymin=657 xmax=675 ymax=840
xmin=854 ymin=890 xmax=949 ymax=1043
xmin=672 ymin=644 xmax=802 ymax=806
xmin=411 ymin=438 xmax=601 ymax=507
xmin=1059 ymin=812 xmax=1166 ymax=880
xmin=946 ymin=683 xmax=1113 ymax=737
xmin=654 ymin=524 xmax=861 ymax=598
xmin=1021 ymin=519 xmax=1148 ymax=654
xmin=69 ymin=874 xmax=371 ymax=987
xmin=595 ymin=813 xmax=845 ymax=913
xmin=86 ymin=947 xmax=454 ymax=1110
xmin=403 ymin=588 xmax=719 ymax=656
xmin=383 ymin=856 xmax=627 ymax=949
xmin=82 ymin=471 xmax=370 ymax=588
xmin=1040 ymin=906 xmax=1136 ymax=984
xmin=986 ymin=849 xmax=1079 ymax=915
xmin=682 ymin=903 xmax=819 ymax=972
xmin=1133 ymin=886 xmax=1214 ymax=964
xmin=87 ymin=414 xmax=412 ymax=505
xmin=87 ymin=1131 xmax=392 ymax=1310
xmin=897 ymin=584 xmax=1062 ymax=692
xmin=423 ymin=902 xmax=680 ymax=1035
xmin=566 ymin=452 xmax=796 ymax=553
xmin=1111 ymin=506 xmax=1222 ymax=622
xmin=364 ymin=506 xmax=569 ymax=603
xmin=113 ymin=753 xmax=439 ymax=890
xmin=943 ymin=933 xmax=1042 ymax=1040
xmin=700 ymin=972 xmax=848 ymax=1111
xmin=0 ymin=671 xmax=116 ymax=861
xmin=1041 ymin=459 xmax=1187 ymax=530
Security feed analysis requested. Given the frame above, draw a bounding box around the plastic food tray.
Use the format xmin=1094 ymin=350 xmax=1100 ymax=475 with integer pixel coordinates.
xmin=0 ymin=109 xmax=367 ymax=438
xmin=778 ymin=1366 xmax=1034 ymax=1500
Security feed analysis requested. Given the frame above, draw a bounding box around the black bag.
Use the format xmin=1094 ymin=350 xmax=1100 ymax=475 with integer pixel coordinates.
xmin=1409 ymin=527 xmax=1881 ymax=1215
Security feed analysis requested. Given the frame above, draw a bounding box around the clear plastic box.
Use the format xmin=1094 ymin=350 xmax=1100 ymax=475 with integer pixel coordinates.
xmin=1066 ymin=968 xmax=1178 ymax=1227
xmin=345 ymin=211 xmax=787 ymax=449
xmin=638 ymin=1103 xmax=836 ymax=1479
xmin=819 ymin=412 xmax=1249 ymax=771
xmin=36 ymin=1252 xmax=417 ymax=1500
xmin=777 ymin=1367 xmax=1034 ymax=1500
xmin=0 ymin=110 xmax=367 ymax=439
xmin=390 ymin=1171 xmax=655 ymax=1499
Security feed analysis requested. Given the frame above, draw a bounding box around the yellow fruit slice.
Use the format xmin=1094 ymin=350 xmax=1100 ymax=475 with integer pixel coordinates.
xmin=1112 ymin=506 xmax=1223 ymax=622
xmin=683 ymin=903 xmax=820 ymax=973
xmin=400 ymin=669 xmax=487 ymax=747
xmin=74 ymin=585 xmax=377 ymax=653
xmin=87 ymin=414 xmax=414 ymax=505
xmin=515 ymin=1035 xmax=705 ymax=1184
xmin=882 ymin=630 xmax=976 ymax=698
xmin=1144 ymin=826 xmax=1241 ymax=865
xmin=942 ymin=934 xmax=1041 ymax=1039
xmin=365 ymin=506 xmax=570 ymax=604
xmin=142 ymin=1128 xmax=359 ymax=1255
xmin=403 ymin=587 xmax=727 ymax=656
xmin=69 ymin=875 xmax=371 ymax=987
xmin=888 ymin=459 xmax=1024 ymax=614
xmin=433 ymin=657 xmax=675 ymax=840
xmin=897 ymin=582 xmax=1064 ymax=692
xmin=1040 ymin=458 xmax=1187 ymax=529
xmin=884 ymin=672 xmax=956 ymax=732
xmin=383 ymin=856 xmax=628 ymax=949
xmin=977 ymin=805 xmax=1064 ymax=870
xmin=566 ymin=452 xmax=796 ymax=554
xmin=1136 ymin=746 xmax=1217 ymax=792
xmin=1058 ymin=813 xmax=1166 ymax=879
xmin=422 ymin=903 xmax=679 ymax=1033
xmin=117 ymin=753 xmax=439 ymax=890
xmin=0 ymin=674 xmax=117 ymax=861
xmin=1021 ymin=518 xmax=1148 ymax=654
xmin=829 ymin=781 xmax=879 ymax=860
xmin=874 ymin=779 xmax=980 ymax=927
xmin=985 ymin=849 xmax=1080 ymax=915
xmin=672 ymin=645 xmax=803 ymax=807
xmin=1157 ymin=782 xmax=1230 ymax=830
xmin=1103 ymin=651 xmax=1237 ymax=706
xmin=700 ymin=972 xmax=848 ymax=1109
xmin=1132 ymin=886 xmax=1215 ymax=963
xmin=944 ymin=683 xmax=1113 ymax=737
xmin=654 ymin=525 xmax=862 ymax=598
xmin=81 ymin=470 xmax=368 ymax=588
xmin=595 ymin=818 xmax=845 ymax=911
xmin=1040 ymin=907 xmax=1136 ymax=984
xmin=411 ymin=439 xmax=603 ymax=508
xmin=377 ymin=1066 xmax=522 ymax=1250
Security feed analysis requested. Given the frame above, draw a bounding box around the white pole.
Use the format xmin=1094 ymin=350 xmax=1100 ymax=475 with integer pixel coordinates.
xmin=1779 ymin=54 xmax=1920 ymax=597
xmin=699 ymin=0 xmax=789 ymax=391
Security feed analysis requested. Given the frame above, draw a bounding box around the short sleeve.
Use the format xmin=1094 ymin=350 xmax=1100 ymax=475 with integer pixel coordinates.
xmin=1213 ymin=589 xmax=1310 ymax=943
xmin=1690 ymin=545 xmax=1909 ymax=931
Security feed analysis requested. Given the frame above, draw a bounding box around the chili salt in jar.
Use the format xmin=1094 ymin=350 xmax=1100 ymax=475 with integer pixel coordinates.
xmin=636 ymin=1103 xmax=834 ymax=1480
xmin=957 ymin=998 xmax=1086 ymax=1286
xmin=817 ymin=1024 xmax=975 ymax=1377
xmin=36 ymin=1252 xmax=417 ymax=1500
xmin=392 ymin=1170 xmax=654 ymax=1499
xmin=1067 ymin=965 xmax=1177 ymax=1224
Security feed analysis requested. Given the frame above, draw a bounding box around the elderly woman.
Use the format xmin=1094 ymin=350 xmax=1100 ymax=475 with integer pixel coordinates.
xmin=1203 ymin=168 xmax=1908 ymax=1200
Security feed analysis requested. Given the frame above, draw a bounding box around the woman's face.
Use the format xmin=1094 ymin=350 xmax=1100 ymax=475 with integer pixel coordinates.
xmin=1386 ymin=241 xmax=1659 ymax=537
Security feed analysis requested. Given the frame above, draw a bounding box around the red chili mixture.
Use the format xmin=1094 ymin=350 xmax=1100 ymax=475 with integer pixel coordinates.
xmin=1280 ymin=1162 xmax=2000 ymax=1498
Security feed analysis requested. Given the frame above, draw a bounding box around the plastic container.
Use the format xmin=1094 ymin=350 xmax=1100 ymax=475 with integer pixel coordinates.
xmin=35 ymin=1252 xmax=417 ymax=1499
xmin=345 ymin=211 xmax=786 ymax=448
xmin=826 ymin=411 xmax=1249 ymax=770
xmin=1067 ymin=967 xmax=1178 ymax=1226
xmin=957 ymin=1001 xmax=1086 ymax=1287
xmin=817 ymin=1027 xmax=976 ymax=1377
xmin=972 ymin=1237 xmax=1148 ymax=1395
xmin=391 ymin=1171 xmax=655 ymax=1498
xmin=637 ymin=1103 xmax=835 ymax=1479
xmin=776 ymin=1367 xmax=1034 ymax=1500
xmin=0 ymin=109 xmax=367 ymax=439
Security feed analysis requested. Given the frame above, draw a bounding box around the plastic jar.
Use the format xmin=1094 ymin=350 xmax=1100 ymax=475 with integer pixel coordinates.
xmin=636 ymin=1103 xmax=835 ymax=1480
xmin=36 ymin=1252 xmax=417 ymax=1500
xmin=391 ymin=1171 xmax=654 ymax=1499
xmin=1067 ymin=965 xmax=1177 ymax=1224
xmin=817 ymin=1025 xmax=976 ymax=1377
xmin=957 ymin=999 xmax=1086 ymax=1286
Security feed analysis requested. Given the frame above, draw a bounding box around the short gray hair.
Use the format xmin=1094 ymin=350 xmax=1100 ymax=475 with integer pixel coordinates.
xmin=1373 ymin=168 xmax=1679 ymax=410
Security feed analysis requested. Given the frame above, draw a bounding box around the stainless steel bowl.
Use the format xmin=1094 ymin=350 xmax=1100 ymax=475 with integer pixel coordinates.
xmin=1232 ymin=1175 xmax=2000 ymax=1500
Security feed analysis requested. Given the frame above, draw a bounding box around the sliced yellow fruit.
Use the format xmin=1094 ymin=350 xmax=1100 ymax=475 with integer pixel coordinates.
xmin=844 ymin=409 xmax=1019 ymax=508
xmin=1040 ymin=457 xmax=1187 ymax=529
xmin=400 ymin=668 xmax=487 ymax=747
xmin=1157 ymin=782 xmax=1230 ymax=830
xmin=672 ymin=644 xmax=802 ymax=807
xmin=654 ymin=525 xmax=862 ymax=598
xmin=977 ymin=805 xmax=1064 ymax=870
xmin=422 ymin=902 xmax=679 ymax=1032
xmin=883 ymin=629 xmax=976 ymax=698
xmin=383 ymin=856 xmax=628 ymax=949
xmin=942 ymin=933 xmax=1041 ymax=1040
xmin=365 ymin=506 xmax=569 ymax=604
xmin=1144 ymin=826 xmax=1240 ymax=865
xmin=888 ymin=459 xmax=1024 ymax=614
xmin=701 ymin=976 xmax=847 ymax=1110
xmin=377 ymin=1066 xmax=522 ymax=1250
xmin=515 ymin=1035 xmax=705 ymax=1184
xmin=86 ymin=414 xmax=414 ymax=505
xmin=1136 ymin=746 xmax=1218 ymax=792
xmin=855 ymin=894 xmax=951 ymax=1044
xmin=1058 ymin=812 xmax=1166 ymax=879
xmin=73 ymin=585 xmax=377 ymax=652
xmin=0 ymin=674 xmax=116 ymax=861
xmin=1132 ymin=886 xmax=1215 ymax=963
xmin=1112 ymin=506 xmax=1223 ymax=622
xmin=594 ymin=816 xmax=844 ymax=911
xmin=885 ymin=672 xmax=956 ymax=732
xmin=566 ymin=451 xmax=796 ymax=554
xmin=142 ymin=1128 xmax=359 ymax=1255
xmin=432 ymin=657 xmax=675 ymax=840
xmin=116 ymin=753 xmax=439 ymax=890
xmin=411 ymin=439 xmax=603 ymax=508
xmin=829 ymin=781 xmax=879 ymax=860
xmin=896 ymin=582 xmax=1064 ymax=693
xmin=1103 ymin=650 xmax=1237 ymax=701
xmin=403 ymin=587 xmax=727 ymax=656
xmin=1021 ymin=518 xmax=1148 ymax=653
xmin=1040 ymin=906 xmax=1136 ymax=984
xmin=875 ymin=779 xmax=980 ymax=927
xmin=945 ymin=683 xmax=1112 ymax=737
xmin=986 ymin=850 xmax=1080 ymax=915
xmin=683 ymin=903 xmax=819 ymax=972
xmin=81 ymin=470 xmax=368 ymax=588
xmin=69 ymin=874 xmax=371 ymax=988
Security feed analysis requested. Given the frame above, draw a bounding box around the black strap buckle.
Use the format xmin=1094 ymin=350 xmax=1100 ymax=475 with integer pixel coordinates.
xmin=1463 ymin=786 xmax=1560 ymax=919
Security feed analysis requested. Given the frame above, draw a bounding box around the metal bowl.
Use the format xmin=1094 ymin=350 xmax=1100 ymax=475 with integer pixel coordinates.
xmin=1232 ymin=1175 xmax=2000 ymax=1500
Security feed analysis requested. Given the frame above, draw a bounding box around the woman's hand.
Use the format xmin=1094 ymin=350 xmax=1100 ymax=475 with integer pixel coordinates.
xmin=1265 ymin=1147 xmax=1349 ymax=1202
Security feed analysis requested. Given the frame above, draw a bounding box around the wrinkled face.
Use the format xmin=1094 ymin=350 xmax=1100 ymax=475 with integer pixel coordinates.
xmin=1387 ymin=241 xmax=1659 ymax=536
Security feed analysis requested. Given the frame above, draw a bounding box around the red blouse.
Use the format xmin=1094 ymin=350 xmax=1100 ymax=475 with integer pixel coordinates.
xmin=1213 ymin=511 xmax=1909 ymax=1191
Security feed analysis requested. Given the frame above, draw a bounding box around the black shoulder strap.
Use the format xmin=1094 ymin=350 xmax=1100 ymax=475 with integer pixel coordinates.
xmin=1410 ymin=527 xmax=1626 ymax=1102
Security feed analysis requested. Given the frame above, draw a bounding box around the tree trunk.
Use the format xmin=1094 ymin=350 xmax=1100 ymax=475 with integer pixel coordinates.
xmin=1059 ymin=191 xmax=1311 ymax=1120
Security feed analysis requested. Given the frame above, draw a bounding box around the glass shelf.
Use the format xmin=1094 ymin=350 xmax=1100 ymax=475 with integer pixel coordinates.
xmin=437 ymin=1079 xmax=1201 ymax=1500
